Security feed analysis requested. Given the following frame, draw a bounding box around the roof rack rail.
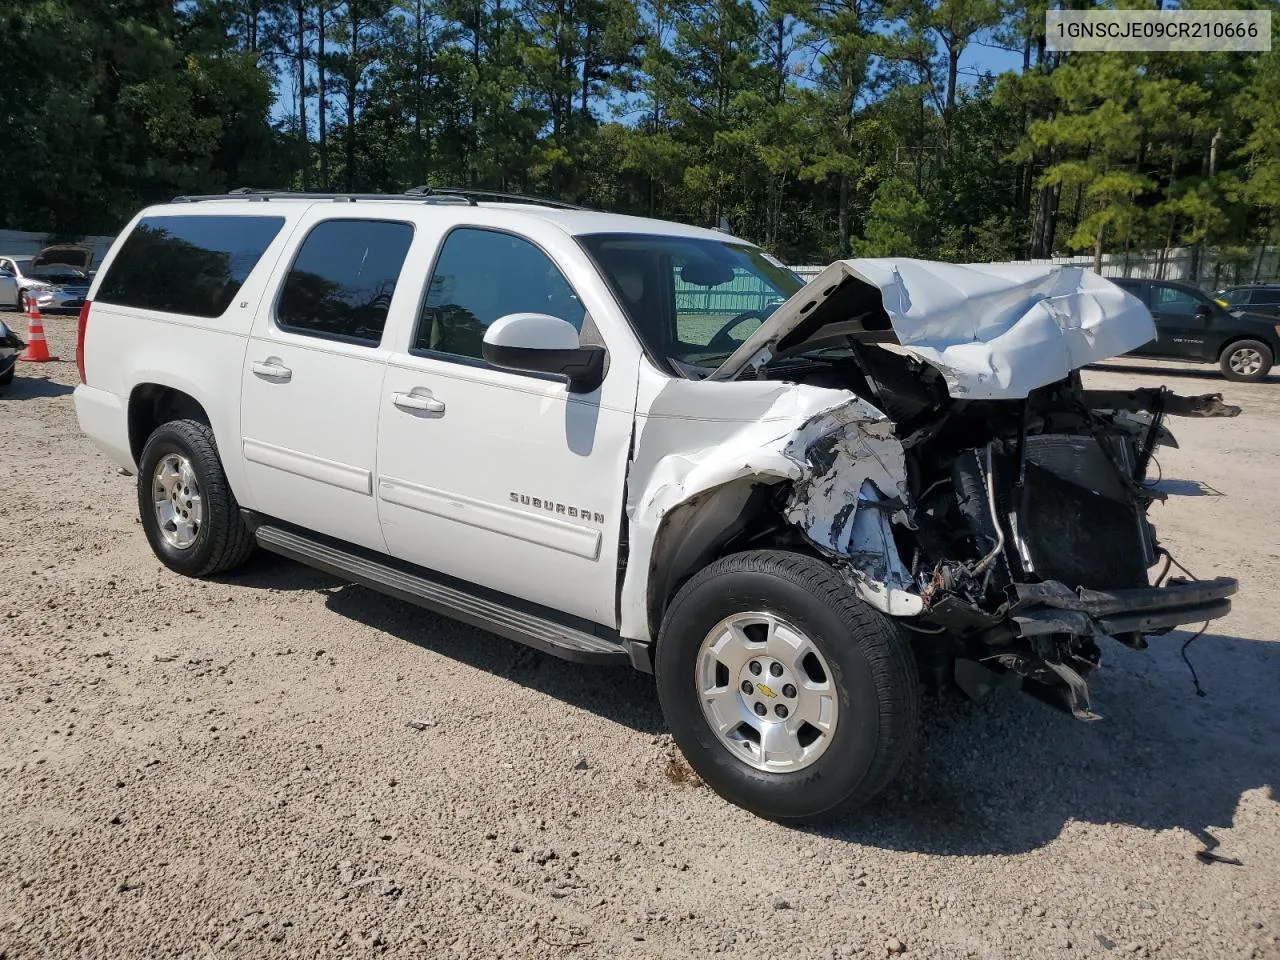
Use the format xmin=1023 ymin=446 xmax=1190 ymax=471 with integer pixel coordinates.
xmin=171 ymin=188 xmax=477 ymax=206
xmin=404 ymin=186 xmax=588 ymax=211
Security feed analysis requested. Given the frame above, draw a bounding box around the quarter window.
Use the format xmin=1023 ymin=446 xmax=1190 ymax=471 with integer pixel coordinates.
xmin=96 ymin=215 xmax=285 ymax=318
xmin=277 ymin=219 xmax=414 ymax=344
xmin=416 ymin=228 xmax=585 ymax=361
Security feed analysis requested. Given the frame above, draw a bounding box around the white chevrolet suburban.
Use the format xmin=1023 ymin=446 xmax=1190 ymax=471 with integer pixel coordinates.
xmin=75 ymin=188 xmax=1240 ymax=820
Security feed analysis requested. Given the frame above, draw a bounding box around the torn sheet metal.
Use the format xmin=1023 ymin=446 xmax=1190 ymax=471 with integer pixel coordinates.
xmin=619 ymin=380 xmax=920 ymax=640
xmin=711 ymin=258 xmax=1156 ymax=400
xmin=779 ymin=406 xmax=921 ymax=616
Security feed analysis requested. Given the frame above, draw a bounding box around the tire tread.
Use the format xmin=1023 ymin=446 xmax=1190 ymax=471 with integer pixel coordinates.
xmin=659 ymin=549 xmax=920 ymax=820
xmin=139 ymin=419 xmax=254 ymax=577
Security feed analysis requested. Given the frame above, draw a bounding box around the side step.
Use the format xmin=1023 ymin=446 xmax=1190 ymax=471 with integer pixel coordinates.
xmin=253 ymin=524 xmax=631 ymax=666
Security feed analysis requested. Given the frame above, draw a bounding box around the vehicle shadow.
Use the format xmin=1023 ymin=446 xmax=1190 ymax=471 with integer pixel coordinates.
xmin=0 ymin=373 xmax=75 ymax=399
xmin=823 ymin=629 xmax=1280 ymax=858
xmin=223 ymin=554 xmax=1278 ymax=857
xmin=220 ymin=553 xmax=666 ymax=735
xmin=1091 ymin=360 xmax=1280 ymax=385
xmin=1152 ymin=478 xmax=1225 ymax=497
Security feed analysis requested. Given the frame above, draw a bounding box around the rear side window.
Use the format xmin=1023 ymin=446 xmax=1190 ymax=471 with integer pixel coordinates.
xmin=277 ymin=219 xmax=414 ymax=344
xmin=1251 ymin=289 xmax=1280 ymax=305
xmin=96 ymin=215 xmax=285 ymax=318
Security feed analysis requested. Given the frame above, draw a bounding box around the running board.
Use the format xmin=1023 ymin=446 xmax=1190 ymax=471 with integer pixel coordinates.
xmin=253 ymin=524 xmax=631 ymax=666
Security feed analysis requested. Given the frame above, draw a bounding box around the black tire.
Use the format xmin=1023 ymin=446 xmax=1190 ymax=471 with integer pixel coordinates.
xmin=0 ymin=364 xmax=13 ymax=386
xmin=17 ymin=289 xmax=28 ymax=313
xmin=137 ymin=419 xmax=254 ymax=577
xmin=1219 ymin=339 xmax=1273 ymax=382
xmin=655 ymin=550 xmax=920 ymax=821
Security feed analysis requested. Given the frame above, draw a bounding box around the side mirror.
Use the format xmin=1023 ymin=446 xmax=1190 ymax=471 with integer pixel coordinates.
xmin=482 ymin=313 xmax=606 ymax=393
xmin=1195 ymin=303 xmax=1214 ymax=317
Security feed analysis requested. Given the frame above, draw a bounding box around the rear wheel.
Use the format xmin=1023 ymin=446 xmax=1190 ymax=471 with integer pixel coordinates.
xmin=137 ymin=419 xmax=254 ymax=577
xmin=1219 ymin=339 xmax=1272 ymax=382
xmin=655 ymin=550 xmax=920 ymax=821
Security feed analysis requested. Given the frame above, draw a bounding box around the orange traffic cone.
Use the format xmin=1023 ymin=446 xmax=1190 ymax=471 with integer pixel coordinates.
xmin=19 ymin=295 xmax=57 ymax=363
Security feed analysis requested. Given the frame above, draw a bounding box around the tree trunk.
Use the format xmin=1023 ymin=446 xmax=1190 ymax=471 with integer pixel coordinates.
xmin=345 ymin=4 xmax=359 ymax=192
xmin=297 ymin=2 xmax=308 ymax=190
xmin=414 ymin=0 xmax=424 ymax=181
xmin=944 ymin=39 xmax=959 ymax=133
xmin=774 ymin=17 xmax=785 ymax=103
xmin=470 ymin=6 xmax=481 ymax=185
xmin=838 ymin=173 xmax=850 ymax=256
xmin=581 ymin=19 xmax=593 ymax=116
xmin=1030 ymin=183 xmax=1059 ymax=258
xmin=1093 ymin=221 xmax=1106 ymax=275
xmin=318 ymin=2 xmax=328 ymax=189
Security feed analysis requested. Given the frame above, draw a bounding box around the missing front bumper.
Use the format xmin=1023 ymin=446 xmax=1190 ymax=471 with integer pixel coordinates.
xmin=1009 ymin=577 xmax=1237 ymax=639
xmin=947 ymin=577 xmax=1237 ymax=721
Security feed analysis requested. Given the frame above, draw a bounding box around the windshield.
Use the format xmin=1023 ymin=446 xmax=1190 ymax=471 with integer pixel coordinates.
xmin=578 ymin=233 xmax=803 ymax=371
xmin=28 ymin=264 xmax=88 ymax=283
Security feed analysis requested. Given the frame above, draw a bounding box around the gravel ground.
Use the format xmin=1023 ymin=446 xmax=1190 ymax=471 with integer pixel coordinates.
xmin=1 ymin=310 xmax=1278 ymax=960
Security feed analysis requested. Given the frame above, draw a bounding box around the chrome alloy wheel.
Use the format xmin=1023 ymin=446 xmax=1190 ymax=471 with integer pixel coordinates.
xmin=696 ymin=612 xmax=839 ymax=773
xmin=152 ymin=453 xmax=203 ymax=549
xmin=1228 ymin=346 xmax=1264 ymax=377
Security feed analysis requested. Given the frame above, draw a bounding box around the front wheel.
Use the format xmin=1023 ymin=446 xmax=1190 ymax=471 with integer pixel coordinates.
xmin=137 ymin=419 xmax=254 ymax=577
xmin=17 ymin=289 xmax=28 ymax=313
xmin=1219 ymin=339 xmax=1273 ymax=382
xmin=655 ymin=550 xmax=920 ymax=821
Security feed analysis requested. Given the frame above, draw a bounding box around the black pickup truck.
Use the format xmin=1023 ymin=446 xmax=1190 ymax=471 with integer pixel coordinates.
xmin=1114 ymin=277 xmax=1279 ymax=382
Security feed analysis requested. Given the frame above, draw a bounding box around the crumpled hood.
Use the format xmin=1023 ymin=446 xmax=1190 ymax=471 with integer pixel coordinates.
xmin=711 ymin=258 xmax=1156 ymax=400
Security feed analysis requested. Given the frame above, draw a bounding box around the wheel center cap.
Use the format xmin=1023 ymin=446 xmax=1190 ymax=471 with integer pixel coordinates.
xmin=738 ymin=656 xmax=797 ymax=721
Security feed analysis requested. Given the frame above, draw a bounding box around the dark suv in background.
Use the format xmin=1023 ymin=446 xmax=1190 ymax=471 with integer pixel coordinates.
xmin=1114 ymin=278 xmax=1279 ymax=382
xmin=1215 ymin=283 xmax=1280 ymax=317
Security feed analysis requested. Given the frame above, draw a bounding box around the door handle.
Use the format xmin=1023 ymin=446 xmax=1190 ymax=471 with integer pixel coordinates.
xmin=251 ymin=359 xmax=292 ymax=382
xmin=392 ymin=391 xmax=445 ymax=414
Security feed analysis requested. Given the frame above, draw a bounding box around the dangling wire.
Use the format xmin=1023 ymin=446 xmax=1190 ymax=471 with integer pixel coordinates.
xmin=1156 ymin=548 xmax=1207 ymax=695
xmin=1181 ymin=622 xmax=1210 ymax=698
xmin=1155 ymin=546 xmax=1199 ymax=584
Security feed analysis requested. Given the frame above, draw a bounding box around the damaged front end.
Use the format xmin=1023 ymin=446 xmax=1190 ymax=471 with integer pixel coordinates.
xmin=806 ymin=378 xmax=1237 ymax=719
xmin=714 ymin=260 xmax=1241 ymax=719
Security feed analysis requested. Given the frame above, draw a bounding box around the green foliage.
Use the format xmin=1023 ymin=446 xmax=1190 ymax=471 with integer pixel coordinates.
xmin=0 ymin=0 xmax=1272 ymax=270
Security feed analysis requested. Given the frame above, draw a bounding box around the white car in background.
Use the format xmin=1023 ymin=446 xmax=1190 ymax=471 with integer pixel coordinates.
xmin=0 ymin=244 xmax=95 ymax=312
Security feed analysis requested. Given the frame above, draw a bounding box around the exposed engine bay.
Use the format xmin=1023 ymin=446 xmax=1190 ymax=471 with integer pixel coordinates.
xmin=757 ymin=342 xmax=1240 ymax=717
xmin=623 ymin=259 xmax=1240 ymax=719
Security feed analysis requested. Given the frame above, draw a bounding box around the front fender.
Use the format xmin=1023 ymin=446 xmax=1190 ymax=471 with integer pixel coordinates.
xmin=619 ymin=382 xmax=916 ymax=642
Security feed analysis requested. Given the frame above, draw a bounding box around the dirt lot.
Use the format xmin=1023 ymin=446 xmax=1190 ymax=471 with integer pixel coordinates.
xmin=1 ymin=310 xmax=1278 ymax=960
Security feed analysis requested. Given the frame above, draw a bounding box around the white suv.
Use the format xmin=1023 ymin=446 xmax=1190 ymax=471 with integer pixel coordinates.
xmin=75 ymin=188 xmax=1239 ymax=820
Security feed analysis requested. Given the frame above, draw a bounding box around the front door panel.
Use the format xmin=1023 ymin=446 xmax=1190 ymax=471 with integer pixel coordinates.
xmin=1149 ymin=285 xmax=1210 ymax=359
xmin=374 ymin=224 xmax=638 ymax=627
xmin=377 ymin=360 xmax=632 ymax=624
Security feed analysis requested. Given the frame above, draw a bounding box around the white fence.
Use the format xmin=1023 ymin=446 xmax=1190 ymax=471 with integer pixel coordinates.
xmin=0 ymin=230 xmax=115 ymax=264
xmin=790 ymin=247 xmax=1280 ymax=291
